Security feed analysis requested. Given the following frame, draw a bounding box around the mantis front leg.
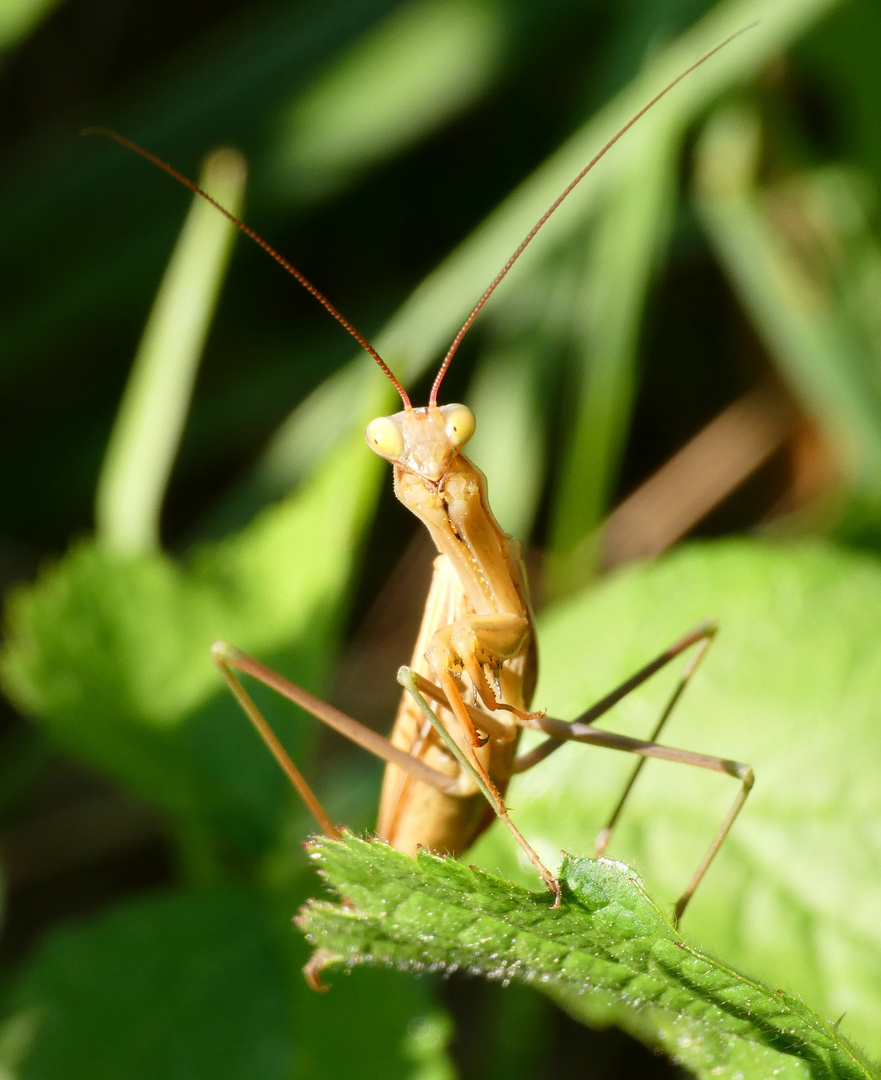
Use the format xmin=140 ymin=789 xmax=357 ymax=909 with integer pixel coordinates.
xmin=397 ymin=665 xmax=561 ymax=906
xmin=423 ymin=610 xmax=535 ymax=747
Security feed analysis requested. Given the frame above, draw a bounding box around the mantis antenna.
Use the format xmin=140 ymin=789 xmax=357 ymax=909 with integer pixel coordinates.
xmin=86 ymin=24 xmax=752 ymax=409
xmin=83 ymin=127 xmax=412 ymax=409
xmin=429 ymin=24 xmax=754 ymax=404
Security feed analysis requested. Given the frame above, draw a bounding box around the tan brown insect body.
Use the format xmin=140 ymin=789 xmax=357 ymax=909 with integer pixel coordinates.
xmin=370 ymin=399 xmax=536 ymax=857
xmin=98 ymin=28 xmax=754 ymax=920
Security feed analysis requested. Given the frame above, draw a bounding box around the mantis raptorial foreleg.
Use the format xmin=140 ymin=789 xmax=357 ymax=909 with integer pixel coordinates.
xmin=402 ymin=618 xmax=752 ymax=924
xmin=396 ymin=666 xmax=560 ymax=904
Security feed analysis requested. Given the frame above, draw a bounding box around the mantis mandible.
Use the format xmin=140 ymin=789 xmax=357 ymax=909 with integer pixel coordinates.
xmin=98 ymin=29 xmax=754 ymax=922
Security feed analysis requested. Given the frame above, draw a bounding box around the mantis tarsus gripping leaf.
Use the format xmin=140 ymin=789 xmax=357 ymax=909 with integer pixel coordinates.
xmin=96 ymin=28 xmax=754 ymax=925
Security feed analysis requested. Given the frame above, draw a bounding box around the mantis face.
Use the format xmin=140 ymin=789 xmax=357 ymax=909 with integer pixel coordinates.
xmin=365 ymin=403 xmax=475 ymax=483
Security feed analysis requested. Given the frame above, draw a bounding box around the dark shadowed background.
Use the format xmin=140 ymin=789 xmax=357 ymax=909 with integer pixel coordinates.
xmin=1 ymin=0 xmax=880 ymax=1075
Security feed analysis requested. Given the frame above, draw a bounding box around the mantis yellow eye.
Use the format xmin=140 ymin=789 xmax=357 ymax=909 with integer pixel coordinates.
xmin=440 ymin=404 xmax=475 ymax=448
xmin=365 ymin=416 xmax=405 ymax=460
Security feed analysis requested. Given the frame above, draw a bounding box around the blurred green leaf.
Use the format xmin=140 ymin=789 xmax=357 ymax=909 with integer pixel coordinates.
xmin=0 ymin=0 xmax=64 ymax=52
xmin=0 ymin=885 xmax=455 ymax=1080
xmin=1 ymin=889 xmax=295 ymax=1080
xmin=300 ymin=834 xmax=877 ymax=1079
xmin=273 ymin=0 xmax=507 ymax=201
xmin=472 ymin=540 xmax=881 ymax=1056
xmin=1 ymin=429 xmax=383 ymax=847
xmin=546 ymin=117 xmax=677 ymax=585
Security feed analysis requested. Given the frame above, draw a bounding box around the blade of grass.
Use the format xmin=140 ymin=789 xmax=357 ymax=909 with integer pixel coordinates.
xmin=95 ymin=147 xmax=247 ymax=553
xmin=545 ymin=118 xmax=677 ymax=593
xmin=694 ymin=103 xmax=881 ymax=525
xmin=273 ymin=0 xmax=507 ymax=201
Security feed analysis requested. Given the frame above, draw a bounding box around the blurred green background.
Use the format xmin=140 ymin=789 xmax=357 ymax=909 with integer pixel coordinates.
xmin=1 ymin=0 xmax=881 ymax=1075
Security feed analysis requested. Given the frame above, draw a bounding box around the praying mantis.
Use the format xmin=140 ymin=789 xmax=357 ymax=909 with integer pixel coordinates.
xmin=98 ymin=29 xmax=753 ymax=924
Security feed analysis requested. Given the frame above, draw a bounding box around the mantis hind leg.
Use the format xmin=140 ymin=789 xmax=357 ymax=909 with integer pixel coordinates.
xmin=511 ymin=620 xmax=753 ymax=925
xmin=592 ymin=621 xmax=718 ymax=856
xmin=212 ymin=641 xmax=340 ymax=840
xmin=211 ymin=641 xmax=462 ymax=841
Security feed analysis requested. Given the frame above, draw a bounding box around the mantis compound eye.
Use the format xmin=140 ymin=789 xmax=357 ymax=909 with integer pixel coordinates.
xmin=365 ymin=416 xmax=405 ymax=460
xmin=440 ymin=404 xmax=475 ymax=449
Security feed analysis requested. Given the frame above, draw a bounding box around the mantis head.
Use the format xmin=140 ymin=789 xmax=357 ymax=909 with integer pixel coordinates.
xmin=365 ymin=403 xmax=475 ymax=480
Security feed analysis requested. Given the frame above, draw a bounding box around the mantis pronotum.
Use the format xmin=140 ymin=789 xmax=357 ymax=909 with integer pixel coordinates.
xmin=98 ymin=30 xmax=753 ymax=922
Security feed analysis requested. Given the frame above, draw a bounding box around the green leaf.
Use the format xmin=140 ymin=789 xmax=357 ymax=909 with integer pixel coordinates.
xmin=473 ymin=539 xmax=881 ymax=1058
xmin=299 ymin=834 xmax=877 ymax=1079
xmin=546 ymin=114 xmax=677 ymax=583
xmin=694 ymin=103 xmax=881 ymax=526
xmin=0 ymin=0 xmax=64 ymax=51
xmin=0 ymin=427 xmax=383 ymax=842
xmin=1 ymin=889 xmax=295 ymax=1080
xmin=0 ymin=885 xmax=456 ymax=1080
